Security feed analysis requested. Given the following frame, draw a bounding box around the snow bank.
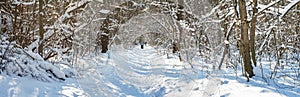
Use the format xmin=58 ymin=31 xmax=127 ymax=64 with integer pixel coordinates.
xmin=0 ymin=34 xmax=67 ymax=82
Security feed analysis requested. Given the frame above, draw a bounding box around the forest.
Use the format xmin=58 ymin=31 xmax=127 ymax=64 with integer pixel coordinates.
xmin=0 ymin=0 xmax=299 ymax=96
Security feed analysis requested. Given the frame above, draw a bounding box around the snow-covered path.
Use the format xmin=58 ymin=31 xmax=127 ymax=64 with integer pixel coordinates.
xmin=77 ymin=46 xmax=203 ymax=97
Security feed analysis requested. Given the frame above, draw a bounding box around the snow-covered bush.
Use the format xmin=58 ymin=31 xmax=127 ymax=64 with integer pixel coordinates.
xmin=0 ymin=34 xmax=69 ymax=82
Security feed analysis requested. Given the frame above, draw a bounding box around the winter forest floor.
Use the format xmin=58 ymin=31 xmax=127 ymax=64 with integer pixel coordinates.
xmin=1 ymin=46 xmax=300 ymax=97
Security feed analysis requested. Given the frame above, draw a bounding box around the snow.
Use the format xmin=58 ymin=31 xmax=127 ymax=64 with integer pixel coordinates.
xmin=25 ymin=50 xmax=44 ymax=61
xmin=99 ymin=9 xmax=110 ymax=14
xmin=0 ymin=75 xmax=86 ymax=97
xmin=257 ymin=0 xmax=300 ymax=18
xmin=1 ymin=46 xmax=300 ymax=96
xmin=202 ymin=4 xmax=221 ymax=18
xmin=97 ymin=0 xmax=103 ymax=3
xmin=65 ymin=0 xmax=90 ymax=14
xmin=39 ymin=62 xmax=66 ymax=80
xmin=1 ymin=0 xmax=300 ymax=96
xmin=224 ymin=40 xmax=230 ymax=44
xmin=12 ymin=0 xmax=35 ymax=5
xmin=257 ymin=26 xmax=276 ymax=53
xmin=218 ymin=71 xmax=300 ymax=97
xmin=257 ymin=0 xmax=281 ymax=15
xmin=279 ymin=0 xmax=300 ymax=19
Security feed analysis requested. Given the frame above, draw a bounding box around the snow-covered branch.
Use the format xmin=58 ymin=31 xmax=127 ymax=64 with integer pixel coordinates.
xmin=279 ymin=0 xmax=300 ymax=18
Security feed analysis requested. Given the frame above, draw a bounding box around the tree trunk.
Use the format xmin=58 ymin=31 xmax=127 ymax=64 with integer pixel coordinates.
xmin=101 ymin=34 xmax=109 ymax=53
xmin=38 ymin=0 xmax=44 ymax=56
xmin=233 ymin=0 xmax=246 ymax=76
xmin=250 ymin=0 xmax=257 ymax=67
xmin=238 ymin=0 xmax=255 ymax=78
xmin=172 ymin=43 xmax=179 ymax=53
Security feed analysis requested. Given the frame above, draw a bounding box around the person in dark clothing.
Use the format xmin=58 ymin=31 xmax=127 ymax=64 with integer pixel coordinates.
xmin=140 ymin=35 xmax=145 ymax=49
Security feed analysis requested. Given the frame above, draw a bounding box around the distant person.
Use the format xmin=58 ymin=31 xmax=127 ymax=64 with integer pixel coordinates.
xmin=139 ymin=35 xmax=145 ymax=49
xmin=141 ymin=42 xmax=144 ymax=49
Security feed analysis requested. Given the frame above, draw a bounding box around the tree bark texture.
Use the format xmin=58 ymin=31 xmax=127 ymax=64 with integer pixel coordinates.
xmin=250 ymin=0 xmax=257 ymax=67
xmin=238 ymin=0 xmax=255 ymax=78
xmin=38 ymin=0 xmax=44 ymax=56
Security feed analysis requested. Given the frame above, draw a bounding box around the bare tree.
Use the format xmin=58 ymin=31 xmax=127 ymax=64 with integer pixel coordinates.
xmin=250 ymin=0 xmax=258 ymax=67
xmin=238 ymin=0 xmax=255 ymax=81
xmin=38 ymin=0 xmax=44 ymax=56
